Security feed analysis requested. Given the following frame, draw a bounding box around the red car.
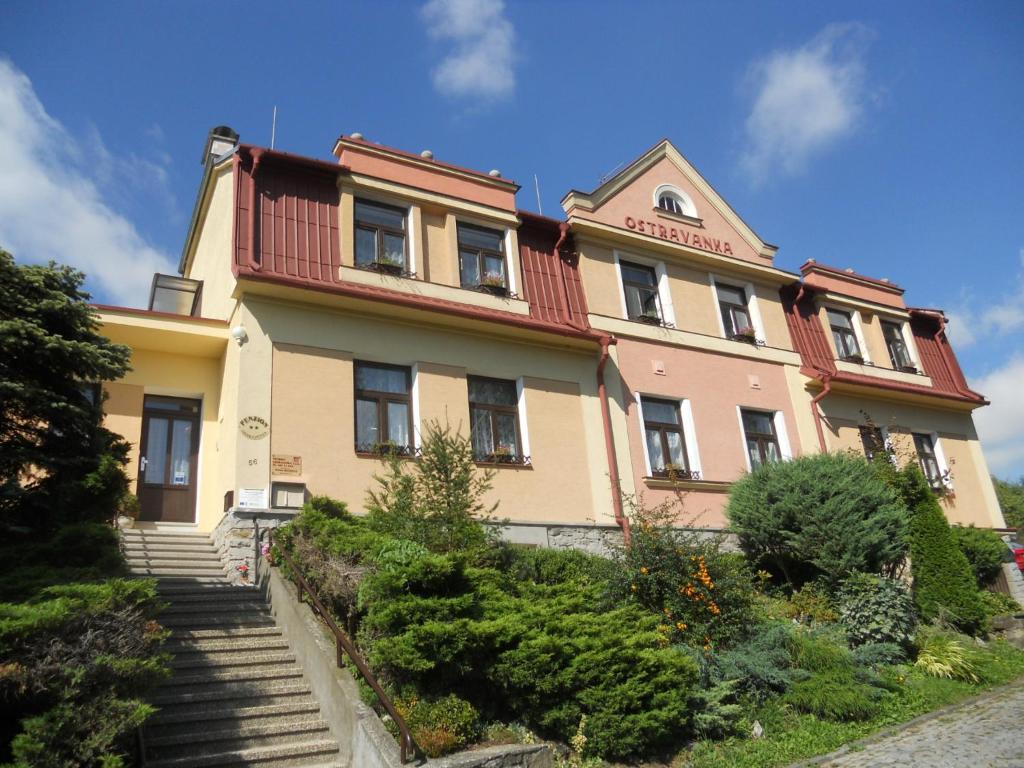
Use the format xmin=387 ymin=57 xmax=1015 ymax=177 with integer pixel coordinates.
xmin=1007 ymin=540 xmax=1024 ymax=573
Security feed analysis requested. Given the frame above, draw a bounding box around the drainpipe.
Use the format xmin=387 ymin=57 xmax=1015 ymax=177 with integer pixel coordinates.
xmin=596 ymin=334 xmax=630 ymax=545
xmin=247 ymin=148 xmax=265 ymax=272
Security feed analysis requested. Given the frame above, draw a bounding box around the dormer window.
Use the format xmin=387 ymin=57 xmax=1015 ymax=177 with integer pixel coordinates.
xmin=653 ymin=185 xmax=697 ymax=219
xmin=458 ymin=223 xmax=508 ymax=296
xmin=355 ymin=199 xmax=408 ymax=275
xmin=827 ymin=308 xmax=862 ymax=361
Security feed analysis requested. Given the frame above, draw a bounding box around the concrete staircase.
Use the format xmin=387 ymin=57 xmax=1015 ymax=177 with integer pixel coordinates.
xmin=123 ymin=528 xmax=342 ymax=768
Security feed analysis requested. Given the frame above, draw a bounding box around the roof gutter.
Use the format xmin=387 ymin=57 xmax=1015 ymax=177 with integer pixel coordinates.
xmin=596 ymin=334 xmax=630 ymax=546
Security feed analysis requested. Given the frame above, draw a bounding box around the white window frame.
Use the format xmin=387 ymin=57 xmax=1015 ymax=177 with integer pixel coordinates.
xmin=454 ymin=217 xmax=517 ymax=295
xmin=709 ymin=273 xmax=766 ymax=342
xmin=410 ymin=363 xmax=423 ymax=451
xmin=914 ymin=430 xmax=952 ymax=489
xmin=652 ymin=184 xmax=698 ymax=218
xmin=613 ymin=249 xmax=677 ymax=326
xmin=736 ymin=406 xmax=793 ymax=472
xmin=635 ymin=392 xmax=702 ymax=478
xmin=515 ymin=377 xmax=531 ymax=460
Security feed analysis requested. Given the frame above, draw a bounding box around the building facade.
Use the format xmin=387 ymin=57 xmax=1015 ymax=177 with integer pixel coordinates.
xmin=96 ymin=127 xmax=1006 ymax=541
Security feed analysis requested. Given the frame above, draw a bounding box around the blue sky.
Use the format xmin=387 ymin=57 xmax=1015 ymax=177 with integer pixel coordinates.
xmin=2 ymin=0 xmax=1022 ymax=478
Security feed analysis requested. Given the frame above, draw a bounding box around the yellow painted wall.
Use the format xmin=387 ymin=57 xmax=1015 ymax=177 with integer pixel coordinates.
xmin=102 ymin=347 xmax=225 ymax=530
xmin=183 ymin=163 xmax=237 ymax=320
xmin=247 ymin=298 xmax=610 ymax=524
xmin=816 ymin=393 xmax=1004 ymax=528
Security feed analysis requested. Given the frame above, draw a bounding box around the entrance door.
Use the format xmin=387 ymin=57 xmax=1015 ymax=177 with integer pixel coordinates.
xmin=138 ymin=396 xmax=201 ymax=522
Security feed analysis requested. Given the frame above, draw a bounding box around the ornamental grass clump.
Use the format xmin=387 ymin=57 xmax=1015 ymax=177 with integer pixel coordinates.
xmin=727 ymin=453 xmax=909 ymax=589
xmin=914 ymin=629 xmax=979 ymax=682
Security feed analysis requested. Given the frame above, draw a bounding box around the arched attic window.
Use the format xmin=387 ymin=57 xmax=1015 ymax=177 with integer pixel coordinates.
xmin=654 ymin=185 xmax=697 ymax=218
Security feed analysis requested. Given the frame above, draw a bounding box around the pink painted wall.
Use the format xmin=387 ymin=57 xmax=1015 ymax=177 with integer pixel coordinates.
xmin=615 ymin=338 xmax=805 ymax=528
xmin=802 ymin=266 xmax=907 ymax=309
xmin=571 ymin=156 xmax=769 ymax=266
xmin=337 ymin=143 xmax=517 ymax=212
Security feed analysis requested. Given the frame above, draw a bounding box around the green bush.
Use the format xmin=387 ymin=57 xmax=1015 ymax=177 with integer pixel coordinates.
xmin=504 ymin=546 xmax=620 ymax=588
xmin=979 ymin=590 xmax=1021 ymax=619
xmin=712 ymin=622 xmax=798 ymax=701
xmin=852 ymin=641 xmax=907 ymax=667
xmin=781 ymin=669 xmax=881 ymax=721
xmin=950 ymin=525 xmax=1006 ymax=587
xmin=993 ymin=475 xmax=1024 ymax=530
xmin=836 ymin=572 xmax=916 ymax=648
xmin=902 ymin=468 xmax=986 ymax=634
xmin=783 ymin=582 xmax=839 ymax=625
xmin=0 ymin=578 xmax=168 ymax=765
xmin=727 ymin=453 xmax=909 ymax=589
xmin=366 ymin=421 xmax=499 ymax=557
xmin=615 ymin=495 xmax=758 ymax=650
xmin=395 ymin=693 xmax=480 ymax=758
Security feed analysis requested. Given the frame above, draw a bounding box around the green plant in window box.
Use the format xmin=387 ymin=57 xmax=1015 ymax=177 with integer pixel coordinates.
xmin=371 ymin=440 xmax=411 ymax=458
xmin=373 ymin=259 xmax=404 ymax=276
xmin=661 ymin=463 xmax=694 ymax=480
xmin=638 ymin=311 xmax=662 ymax=325
xmin=479 ymin=273 xmax=508 ymax=296
xmin=731 ymin=325 xmax=758 ymax=344
xmin=486 ymin=446 xmax=517 ymax=464
xmin=843 ymin=353 xmax=865 ymax=365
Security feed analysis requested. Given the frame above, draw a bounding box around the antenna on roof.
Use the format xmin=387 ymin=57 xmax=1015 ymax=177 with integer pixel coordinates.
xmin=599 ymin=161 xmax=625 ymax=185
xmin=270 ymin=106 xmax=278 ymax=150
xmin=534 ymin=174 xmax=543 ymax=216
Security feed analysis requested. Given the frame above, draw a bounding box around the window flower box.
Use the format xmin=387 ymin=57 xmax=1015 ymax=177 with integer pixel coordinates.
xmin=731 ymin=326 xmax=758 ymax=344
xmin=842 ymin=353 xmax=865 ymax=365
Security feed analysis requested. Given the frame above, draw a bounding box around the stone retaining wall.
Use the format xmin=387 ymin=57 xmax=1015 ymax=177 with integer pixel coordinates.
xmin=213 ymin=508 xmax=298 ymax=585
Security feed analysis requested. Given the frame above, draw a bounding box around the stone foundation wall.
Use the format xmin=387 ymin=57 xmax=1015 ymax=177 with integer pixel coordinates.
xmin=213 ymin=508 xmax=299 ymax=585
xmin=490 ymin=520 xmax=736 ymax=558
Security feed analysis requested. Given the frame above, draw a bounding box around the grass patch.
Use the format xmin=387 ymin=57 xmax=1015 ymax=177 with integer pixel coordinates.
xmin=677 ymin=639 xmax=1024 ymax=768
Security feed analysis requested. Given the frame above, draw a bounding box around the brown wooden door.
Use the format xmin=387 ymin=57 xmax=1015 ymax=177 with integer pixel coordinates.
xmin=138 ymin=396 xmax=201 ymax=522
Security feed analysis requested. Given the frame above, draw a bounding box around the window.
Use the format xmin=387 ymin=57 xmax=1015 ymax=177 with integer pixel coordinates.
xmin=355 ymin=199 xmax=407 ymax=273
xmin=620 ymin=260 xmax=663 ymax=324
xmin=741 ymin=409 xmax=780 ymax=469
xmin=859 ymin=425 xmax=887 ymax=461
xmin=149 ymin=274 xmax=202 ymax=316
xmin=458 ymin=223 xmax=507 ymax=293
xmin=913 ymin=433 xmax=943 ymax=487
xmin=882 ymin=321 xmax=915 ymax=371
xmin=716 ymin=283 xmax=753 ymax=338
xmin=641 ymin=397 xmax=691 ymax=477
xmin=827 ymin=308 xmax=862 ymax=360
xmin=354 ymin=362 xmax=413 ymax=454
xmin=468 ymin=377 xmax=522 ymax=463
xmin=657 ymin=193 xmax=685 ymax=216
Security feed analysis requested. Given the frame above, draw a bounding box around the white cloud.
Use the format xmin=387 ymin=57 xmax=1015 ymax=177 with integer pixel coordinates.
xmin=740 ymin=23 xmax=874 ymax=184
xmin=971 ymin=356 xmax=1024 ymax=479
xmin=421 ymin=0 xmax=516 ymax=101
xmin=945 ymin=248 xmax=1024 ymax=349
xmin=0 ymin=58 xmax=175 ymax=307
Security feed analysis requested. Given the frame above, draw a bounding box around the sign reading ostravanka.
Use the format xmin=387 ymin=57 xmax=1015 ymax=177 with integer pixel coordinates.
xmin=239 ymin=415 xmax=269 ymax=440
xmin=624 ymin=216 xmax=734 ymax=256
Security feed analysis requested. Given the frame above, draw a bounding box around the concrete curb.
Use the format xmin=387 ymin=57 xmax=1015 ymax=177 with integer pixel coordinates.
xmin=789 ymin=675 xmax=1024 ymax=767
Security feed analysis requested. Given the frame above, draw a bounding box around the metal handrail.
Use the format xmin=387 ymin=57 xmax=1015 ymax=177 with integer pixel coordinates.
xmin=272 ymin=539 xmax=422 ymax=764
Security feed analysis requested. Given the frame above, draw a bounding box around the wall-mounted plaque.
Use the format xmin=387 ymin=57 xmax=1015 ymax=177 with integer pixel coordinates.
xmin=238 ymin=487 xmax=268 ymax=509
xmin=239 ymin=415 xmax=269 ymax=440
xmin=271 ymin=454 xmax=302 ymax=476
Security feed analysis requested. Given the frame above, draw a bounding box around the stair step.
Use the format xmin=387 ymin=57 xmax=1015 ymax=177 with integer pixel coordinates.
xmin=125 ymin=540 xmax=218 ymax=550
xmin=145 ymin=739 xmax=339 ymax=768
xmin=149 ymin=680 xmax=312 ymax=708
xmin=131 ymin=567 xmax=228 ymax=578
xmin=128 ymin=558 xmax=226 ymax=569
xmin=164 ymin=635 xmax=289 ymax=654
xmin=162 ymin=615 xmax=275 ymax=631
xmin=169 ymin=651 xmax=296 ymax=670
xmin=123 ymin=532 xmax=210 ymax=543
xmin=158 ymin=591 xmax=262 ymax=605
xmin=147 ymin=719 xmax=331 ymax=761
xmin=162 ymin=601 xmax=268 ymax=616
xmin=160 ymin=666 xmax=304 ymax=688
xmin=149 ymin=576 xmax=236 ymax=586
xmin=156 ymin=582 xmax=256 ymax=595
xmin=168 ymin=625 xmax=282 ymax=641
xmin=149 ymin=700 xmax=321 ymax=729
xmin=128 ymin=551 xmax=223 ymax=563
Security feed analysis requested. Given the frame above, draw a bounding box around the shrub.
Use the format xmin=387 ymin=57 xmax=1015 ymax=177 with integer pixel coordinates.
xmin=979 ymin=590 xmax=1021 ymax=619
xmin=902 ymin=467 xmax=986 ymax=634
xmin=836 ymin=572 xmax=916 ymax=648
xmin=784 ymin=582 xmax=839 ymax=625
xmin=914 ymin=630 xmax=979 ymax=682
xmin=615 ymin=495 xmax=758 ymax=650
xmin=395 ymin=693 xmax=480 ymax=758
xmin=782 ymin=669 xmax=881 ymax=721
xmin=852 ymin=641 xmax=907 ymax=667
xmin=504 ymin=546 xmax=620 ymax=588
xmin=727 ymin=453 xmax=909 ymax=589
xmin=712 ymin=622 xmax=797 ymax=701
xmin=993 ymin=475 xmax=1024 ymax=530
xmin=950 ymin=525 xmax=1006 ymax=587
xmin=0 ymin=579 xmax=168 ymax=764
xmin=367 ymin=421 xmax=499 ymax=556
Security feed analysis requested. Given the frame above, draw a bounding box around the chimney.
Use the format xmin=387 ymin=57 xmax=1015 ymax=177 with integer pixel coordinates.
xmin=201 ymin=125 xmax=240 ymax=165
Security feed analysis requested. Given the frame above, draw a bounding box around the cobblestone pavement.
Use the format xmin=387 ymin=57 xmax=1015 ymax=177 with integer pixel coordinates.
xmin=812 ymin=679 xmax=1024 ymax=768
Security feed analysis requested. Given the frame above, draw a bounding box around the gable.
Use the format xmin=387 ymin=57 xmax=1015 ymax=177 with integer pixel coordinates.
xmin=561 ymin=142 xmax=776 ymax=267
